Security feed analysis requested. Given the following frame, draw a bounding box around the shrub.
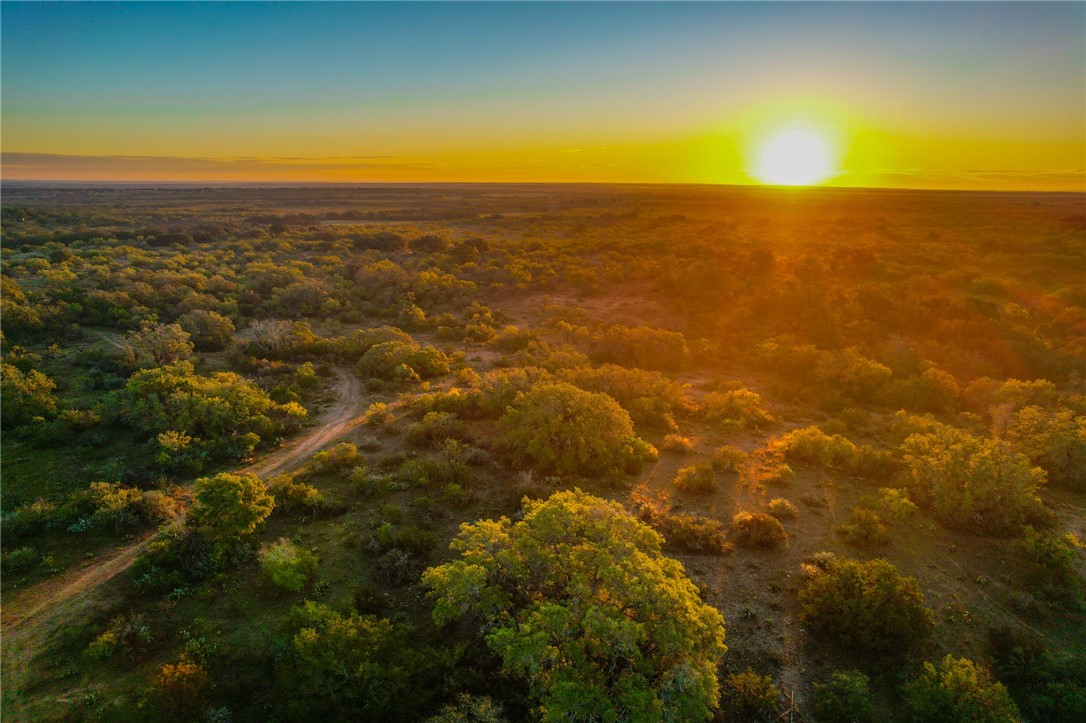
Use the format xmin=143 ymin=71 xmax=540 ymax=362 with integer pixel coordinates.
xmin=732 ymin=511 xmax=788 ymax=549
xmin=661 ymin=434 xmax=696 ymax=453
xmin=152 ymin=658 xmax=210 ymax=720
xmin=406 ymin=411 xmax=470 ymax=447
xmin=260 ymin=538 xmax=319 ymax=592
xmin=721 ymin=669 xmax=781 ymax=721
xmin=427 ymin=694 xmax=508 ymax=723
xmin=589 ymin=323 xmax=689 ymax=371
xmin=799 ymin=557 xmax=934 ymax=655
xmin=310 ymin=442 xmax=362 ymax=474
xmin=268 ymin=475 xmax=324 ymax=514
xmin=838 ymin=508 xmax=889 ymax=548
xmin=1006 ymin=406 xmax=1086 ymax=491
xmin=777 ymin=426 xmax=858 ymax=468
xmin=877 ymin=487 xmax=919 ymax=520
xmin=673 ymin=464 xmax=717 ymax=494
xmin=656 ymin=513 xmax=731 ymax=555
xmin=424 ymin=490 xmax=727 ymax=721
xmin=357 ymin=340 xmax=450 ymax=381
xmin=276 ymin=602 xmax=422 ymax=720
xmin=710 ymin=445 xmax=748 ymax=473
xmin=902 ymin=655 xmax=1020 ymax=723
xmin=1 ymin=546 xmax=39 ymax=574
xmin=188 ymin=472 xmax=275 ymax=546
xmin=700 ymin=388 xmax=773 ymax=428
xmin=766 ymin=498 xmax=797 ymax=519
xmin=761 ymin=463 xmax=795 ymax=486
xmin=1018 ymin=526 xmax=1083 ymax=602
xmin=903 ymin=424 xmax=1046 ymax=535
xmin=498 ymin=382 xmax=657 ymax=479
xmin=812 ymin=669 xmax=874 ymax=723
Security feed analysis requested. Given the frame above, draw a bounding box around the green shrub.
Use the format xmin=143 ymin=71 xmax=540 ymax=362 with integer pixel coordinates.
xmin=700 ymin=388 xmax=773 ymax=428
xmin=766 ymin=498 xmax=797 ymax=519
xmin=424 ymin=490 xmax=727 ymax=722
xmin=499 ymin=382 xmax=657 ymax=479
xmin=268 ymin=475 xmax=324 ymax=514
xmin=732 ymin=511 xmax=787 ymax=549
xmin=721 ymin=669 xmax=781 ymax=721
xmin=673 ymin=463 xmax=717 ymax=494
xmin=902 ymin=655 xmax=1020 ymax=723
xmin=1007 ymin=406 xmax=1086 ymax=491
xmin=812 ymin=669 xmax=874 ymax=723
xmin=710 ymin=445 xmax=748 ymax=473
xmin=838 ymin=507 xmax=889 ymax=548
xmin=406 ymin=411 xmax=470 ymax=447
xmin=903 ymin=424 xmax=1046 ymax=535
xmin=1018 ymin=526 xmax=1083 ymax=602
xmin=877 ymin=487 xmax=919 ymax=520
xmin=1 ymin=546 xmax=39 ymax=574
xmin=799 ymin=557 xmax=934 ymax=655
xmin=310 ymin=442 xmax=363 ymax=474
xmin=260 ymin=538 xmax=319 ymax=592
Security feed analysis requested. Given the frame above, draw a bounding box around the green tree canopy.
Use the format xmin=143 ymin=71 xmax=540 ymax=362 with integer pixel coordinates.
xmin=188 ymin=472 xmax=274 ymax=545
xmin=498 ymin=382 xmax=657 ymax=478
xmin=0 ymin=362 xmax=58 ymax=425
xmin=423 ymin=489 xmax=727 ymax=722
xmin=275 ymin=601 xmax=421 ymax=722
xmin=902 ymin=655 xmax=1021 ymax=723
xmin=903 ymin=423 xmax=1046 ymax=535
xmin=799 ymin=557 xmax=934 ymax=655
xmin=121 ymin=361 xmax=306 ymax=460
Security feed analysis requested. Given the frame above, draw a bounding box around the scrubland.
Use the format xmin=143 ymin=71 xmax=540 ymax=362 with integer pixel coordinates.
xmin=1 ymin=184 xmax=1083 ymax=721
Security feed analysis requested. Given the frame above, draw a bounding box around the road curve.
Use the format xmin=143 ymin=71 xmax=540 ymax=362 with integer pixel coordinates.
xmin=0 ymin=367 xmax=364 ymax=720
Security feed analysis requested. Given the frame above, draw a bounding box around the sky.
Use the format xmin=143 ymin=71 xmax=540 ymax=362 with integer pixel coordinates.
xmin=2 ymin=1 xmax=1084 ymax=190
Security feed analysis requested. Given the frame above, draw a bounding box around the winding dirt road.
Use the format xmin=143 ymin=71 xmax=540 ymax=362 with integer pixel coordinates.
xmin=1 ymin=367 xmax=364 ymax=720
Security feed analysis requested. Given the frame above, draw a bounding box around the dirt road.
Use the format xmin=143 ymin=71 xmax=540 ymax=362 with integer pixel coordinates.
xmin=0 ymin=367 xmax=364 ymax=720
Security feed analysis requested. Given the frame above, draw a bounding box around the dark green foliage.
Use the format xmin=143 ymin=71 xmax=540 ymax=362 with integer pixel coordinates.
xmin=988 ymin=627 xmax=1086 ymax=723
xmin=275 ymin=602 xmax=424 ymax=722
xmin=1018 ymin=526 xmax=1084 ymax=603
xmin=812 ymin=669 xmax=874 ymax=723
xmin=799 ymin=557 xmax=934 ymax=655
xmin=901 ymin=655 xmax=1020 ymax=723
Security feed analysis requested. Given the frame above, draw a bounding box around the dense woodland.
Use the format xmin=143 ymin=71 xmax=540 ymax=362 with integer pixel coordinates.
xmin=1 ymin=183 xmax=1084 ymax=722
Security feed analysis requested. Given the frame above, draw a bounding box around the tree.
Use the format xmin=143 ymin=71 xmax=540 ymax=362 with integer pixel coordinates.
xmin=812 ymin=669 xmax=874 ymax=723
xmin=903 ymin=424 xmax=1046 ymax=535
xmin=0 ymin=362 xmax=58 ymax=425
xmin=122 ymin=361 xmax=306 ymax=461
xmin=1006 ymin=406 xmax=1086 ymax=491
xmin=275 ymin=601 xmax=421 ymax=721
xmin=124 ymin=321 xmax=194 ymax=368
xmin=902 ymin=656 xmax=1020 ymax=723
xmin=176 ymin=309 xmax=235 ymax=351
xmin=260 ymin=538 xmax=319 ymax=592
xmin=424 ymin=489 xmax=727 ymax=722
xmin=498 ymin=382 xmax=657 ymax=478
xmin=188 ymin=472 xmax=274 ymax=545
xmin=799 ymin=557 xmax=934 ymax=655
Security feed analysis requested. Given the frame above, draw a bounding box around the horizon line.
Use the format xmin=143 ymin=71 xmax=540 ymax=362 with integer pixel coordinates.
xmin=2 ymin=178 xmax=1084 ymax=196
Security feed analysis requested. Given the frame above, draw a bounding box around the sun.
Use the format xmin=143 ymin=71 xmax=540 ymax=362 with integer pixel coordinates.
xmin=754 ymin=127 xmax=835 ymax=186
